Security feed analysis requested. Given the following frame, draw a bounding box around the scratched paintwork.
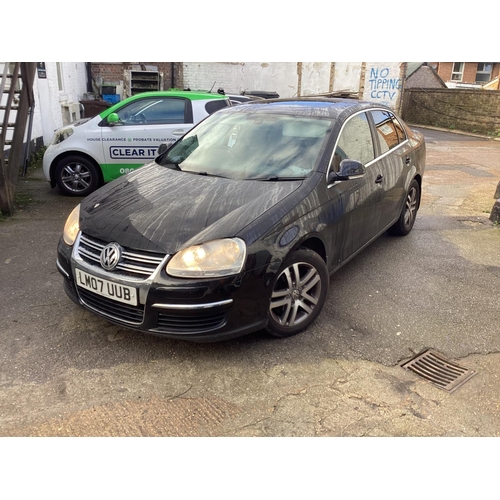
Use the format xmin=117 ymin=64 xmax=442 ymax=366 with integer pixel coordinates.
xmin=80 ymin=163 xmax=303 ymax=254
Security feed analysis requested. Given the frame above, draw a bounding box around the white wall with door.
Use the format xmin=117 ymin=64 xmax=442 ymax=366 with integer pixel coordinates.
xmin=32 ymin=62 xmax=88 ymax=146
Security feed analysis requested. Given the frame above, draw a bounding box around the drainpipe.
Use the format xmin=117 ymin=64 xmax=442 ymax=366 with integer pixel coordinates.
xmin=86 ymin=63 xmax=92 ymax=92
xmin=21 ymin=103 xmax=35 ymax=177
xmin=171 ymin=62 xmax=175 ymax=90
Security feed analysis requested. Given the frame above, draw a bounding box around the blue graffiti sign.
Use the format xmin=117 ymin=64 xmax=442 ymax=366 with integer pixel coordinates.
xmin=368 ymin=67 xmax=402 ymax=101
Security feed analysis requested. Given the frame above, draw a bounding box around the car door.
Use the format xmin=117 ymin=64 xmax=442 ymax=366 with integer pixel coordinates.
xmin=99 ymin=96 xmax=194 ymax=182
xmin=368 ymin=110 xmax=409 ymax=228
xmin=325 ymin=111 xmax=382 ymax=267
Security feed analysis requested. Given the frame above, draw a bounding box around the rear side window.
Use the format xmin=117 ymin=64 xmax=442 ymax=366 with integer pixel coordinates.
xmin=205 ymin=99 xmax=230 ymax=114
xmin=392 ymin=116 xmax=407 ymax=143
xmin=371 ymin=110 xmax=401 ymax=154
xmin=333 ymin=112 xmax=375 ymax=170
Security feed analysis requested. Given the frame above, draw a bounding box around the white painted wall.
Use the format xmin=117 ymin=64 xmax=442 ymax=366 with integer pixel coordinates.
xmin=299 ymin=62 xmax=331 ymax=96
xmin=182 ymin=62 xmax=405 ymax=109
xmin=32 ymin=62 xmax=88 ymax=145
xmin=333 ymin=62 xmax=363 ymax=91
xmin=183 ymin=62 xmax=300 ymax=97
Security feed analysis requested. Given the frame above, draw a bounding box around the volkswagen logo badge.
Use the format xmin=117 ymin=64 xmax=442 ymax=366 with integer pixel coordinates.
xmin=100 ymin=243 xmax=122 ymax=271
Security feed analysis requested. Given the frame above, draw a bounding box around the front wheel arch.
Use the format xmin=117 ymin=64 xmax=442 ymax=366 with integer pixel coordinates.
xmin=50 ymin=151 xmax=103 ymax=187
xmin=52 ymin=152 xmax=103 ymax=196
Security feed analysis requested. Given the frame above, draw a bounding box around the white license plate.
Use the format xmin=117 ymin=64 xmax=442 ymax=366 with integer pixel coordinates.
xmin=75 ymin=268 xmax=138 ymax=306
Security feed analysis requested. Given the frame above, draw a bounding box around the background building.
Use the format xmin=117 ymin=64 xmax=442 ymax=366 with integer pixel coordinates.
xmin=430 ymin=62 xmax=500 ymax=88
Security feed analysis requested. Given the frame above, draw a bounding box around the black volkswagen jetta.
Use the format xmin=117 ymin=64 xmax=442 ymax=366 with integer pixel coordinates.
xmin=57 ymin=98 xmax=425 ymax=342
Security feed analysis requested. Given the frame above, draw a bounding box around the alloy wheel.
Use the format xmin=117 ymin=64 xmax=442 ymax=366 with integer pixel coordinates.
xmin=404 ymin=186 xmax=418 ymax=228
xmin=270 ymin=261 xmax=322 ymax=328
xmin=61 ymin=162 xmax=92 ymax=193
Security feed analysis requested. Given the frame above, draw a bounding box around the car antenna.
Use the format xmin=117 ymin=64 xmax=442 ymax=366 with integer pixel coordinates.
xmin=209 ymin=81 xmax=216 ymax=93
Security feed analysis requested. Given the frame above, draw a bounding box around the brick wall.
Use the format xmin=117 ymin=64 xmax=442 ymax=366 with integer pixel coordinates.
xmin=402 ymin=88 xmax=500 ymax=135
xmin=89 ymin=62 xmax=182 ymax=96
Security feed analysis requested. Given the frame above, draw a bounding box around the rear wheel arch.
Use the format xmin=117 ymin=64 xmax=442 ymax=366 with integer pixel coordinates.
xmin=413 ymin=174 xmax=422 ymax=207
xmin=389 ymin=177 xmax=420 ymax=236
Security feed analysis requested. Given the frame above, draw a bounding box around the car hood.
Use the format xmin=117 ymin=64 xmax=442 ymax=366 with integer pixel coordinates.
xmin=80 ymin=163 xmax=303 ymax=254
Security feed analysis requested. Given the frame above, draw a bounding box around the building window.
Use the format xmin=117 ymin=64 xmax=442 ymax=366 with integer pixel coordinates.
xmin=451 ymin=62 xmax=464 ymax=81
xmin=476 ymin=63 xmax=493 ymax=83
xmin=56 ymin=62 xmax=64 ymax=91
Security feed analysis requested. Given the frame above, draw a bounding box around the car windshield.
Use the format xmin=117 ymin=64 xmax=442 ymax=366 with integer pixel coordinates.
xmin=158 ymin=111 xmax=333 ymax=180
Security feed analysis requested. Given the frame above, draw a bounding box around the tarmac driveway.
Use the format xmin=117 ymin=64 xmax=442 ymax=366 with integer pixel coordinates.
xmin=1 ymin=128 xmax=499 ymax=437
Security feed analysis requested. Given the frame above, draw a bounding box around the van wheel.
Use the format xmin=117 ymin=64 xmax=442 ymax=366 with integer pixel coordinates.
xmin=267 ymin=248 xmax=329 ymax=338
xmin=55 ymin=155 xmax=101 ymax=196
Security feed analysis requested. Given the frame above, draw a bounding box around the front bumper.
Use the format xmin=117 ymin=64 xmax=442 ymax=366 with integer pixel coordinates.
xmin=43 ymin=145 xmax=58 ymax=185
xmin=57 ymin=235 xmax=270 ymax=342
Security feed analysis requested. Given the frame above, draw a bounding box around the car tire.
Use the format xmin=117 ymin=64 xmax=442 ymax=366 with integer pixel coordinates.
xmin=266 ymin=248 xmax=329 ymax=338
xmin=389 ymin=178 xmax=420 ymax=236
xmin=55 ymin=155 xmax=101 ymax=197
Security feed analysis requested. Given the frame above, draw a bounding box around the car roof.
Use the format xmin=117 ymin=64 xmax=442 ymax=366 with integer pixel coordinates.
xmin=223 ymin=97 xmax=393 ymax=119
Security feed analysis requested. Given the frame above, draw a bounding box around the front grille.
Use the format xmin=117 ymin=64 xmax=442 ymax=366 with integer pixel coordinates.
xmin=78 ymin=288 xmax=145 ymax=324
xmin=77 ymin=233 xmax=165 ymax=279
xmin=156 ymin=310 xmax=227 ymax=333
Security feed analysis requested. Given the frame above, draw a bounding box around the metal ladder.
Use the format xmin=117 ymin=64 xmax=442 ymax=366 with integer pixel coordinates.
xmin=0 ymin=62 xmax=36 ymax=214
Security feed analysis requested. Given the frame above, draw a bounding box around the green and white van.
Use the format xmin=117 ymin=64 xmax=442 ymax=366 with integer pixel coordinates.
xmin=43 ymin=90 xmax=231 ymax=196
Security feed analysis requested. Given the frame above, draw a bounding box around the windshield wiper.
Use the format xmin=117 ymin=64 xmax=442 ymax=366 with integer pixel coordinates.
xmin=249 ymin=176 xmax=306 ymax=181
xmin=195 ymin=171 xmax=229 ymax=179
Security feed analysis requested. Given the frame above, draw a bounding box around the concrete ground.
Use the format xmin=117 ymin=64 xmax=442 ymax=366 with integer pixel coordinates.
xmin=1 ymin=127 xmax=499 ymax=439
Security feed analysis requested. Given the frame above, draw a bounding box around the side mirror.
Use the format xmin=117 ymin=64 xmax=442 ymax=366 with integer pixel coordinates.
xmin=157 ymin=143 xmax=169 ymax=156
xmin=107 ymin=113 xmax=120 ymax=126
xmin=328 ymin=159 xmax=366 ymax=183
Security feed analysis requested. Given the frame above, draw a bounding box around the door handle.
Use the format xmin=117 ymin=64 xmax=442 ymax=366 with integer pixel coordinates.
xmin=405 ymin=156 xmax=411 ymax=165
xmin=172 ymin=129 xmax=187 ymax=136
xmin=375 ymin=174 xmax=384 ymax=184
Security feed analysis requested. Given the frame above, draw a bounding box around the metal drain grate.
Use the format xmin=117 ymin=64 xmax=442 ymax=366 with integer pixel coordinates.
xmin=401 ymin=349 xmax=477 ymax=393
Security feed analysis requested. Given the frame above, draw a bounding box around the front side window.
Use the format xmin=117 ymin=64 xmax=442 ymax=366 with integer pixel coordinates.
xmin=452 ymin=62 xmax=464 ymax=81
xmin=333 ymin=112 xmax=375 ymax=170
xmin=371 ymin=110 xmax=400 ymax=154
xmin=476 ymin=63 xmax=493 ymax=83
xmin=113 ymin=98 xmax=188 ymax=125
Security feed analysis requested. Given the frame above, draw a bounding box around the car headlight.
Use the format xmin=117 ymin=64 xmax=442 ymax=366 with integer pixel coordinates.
xmin=52 ymin=127 xmax=74 ymax=145
xmin=63 ymin=204 xmax=80 ymax=246
xmin=167 ymin=238 xmax=246 ymax=278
